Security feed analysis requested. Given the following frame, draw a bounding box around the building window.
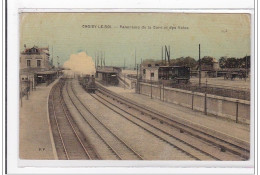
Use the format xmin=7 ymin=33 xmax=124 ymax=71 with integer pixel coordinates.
xmin=143 ymin=69 xmax=146 ymax=74
xmin=27 ymin=60 xmax=31 ymax=67
xmin=37 ymin=60 xmax=41 ymax=67
xmin=151 ymin=73 xmax=154 ymax=77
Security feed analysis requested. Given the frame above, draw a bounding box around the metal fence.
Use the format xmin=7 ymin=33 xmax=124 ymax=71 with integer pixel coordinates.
xmin=138 ymin=79 xmax=250 ymax=101
xmin=170 ymin=83 xmax=250 ymax=101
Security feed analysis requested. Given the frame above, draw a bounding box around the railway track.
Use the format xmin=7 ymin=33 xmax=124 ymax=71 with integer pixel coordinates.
xmin=74 ymin=79 xmax=208 ymax=160
xmin=48 ymin=80 xmax=100 ymax=160
xmin=94 ymin=83 xmax=249 ymax=160
xmin=65 ymin=80 xmax=143 ymax=160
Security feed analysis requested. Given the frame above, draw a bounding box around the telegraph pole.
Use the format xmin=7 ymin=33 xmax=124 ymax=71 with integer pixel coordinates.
xmin=150 ymin=71 xmax=153 ymax=99
xmin=104 ymin=51 xmax=106 ymax=67
xmin=199 ymin=44 xmax=202 ymax=87
xmin=137 ymin=64 xmax=139 ymax=80
xmin=137 ymin=64 xmax=139 ymax=93
xmin=245 ymin=54 xmax=248 ymax=82
xmin=165 ymin=45 xmax=167 ymax=65
xmin=97 ymin=52 xmax=99 ymax=68
xmin=100 ymin=51 xmax=103 ymax=68
xmin=162 ymin=47 xmax=163 ymax=65
xmin=168 ymin=45 xmax=170 ymax=65
xmin=134 ymin=49 xmax=136 ymax=70
xmin=124 ymin=58 xmax=126 ymax=70
xmin=51 ymin=46 xmax=53 ymax=67
xmin=57 ymin=56 xmax=60 ymax=68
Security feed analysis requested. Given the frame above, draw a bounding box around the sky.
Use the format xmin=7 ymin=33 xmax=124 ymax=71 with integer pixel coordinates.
xmin=20 ymin=13 xmax=251 ymax=68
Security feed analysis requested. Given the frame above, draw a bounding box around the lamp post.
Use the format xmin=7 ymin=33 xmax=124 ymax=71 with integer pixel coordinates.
xmin=204 ymin=78 xmax=207 ymax=115
xmin=147 ymin=69 xmax=153 ymax=99
xmin=26 ymin=74 xmax=29 ymax=100
xmin=151 ymin=73 xmax=153 ymax=99
xmin=136 ymin=64 xmax=139 ymax=93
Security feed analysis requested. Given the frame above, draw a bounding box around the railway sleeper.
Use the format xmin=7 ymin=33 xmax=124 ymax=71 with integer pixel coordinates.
xmin=220 ymin=146 xmax=226 ymax=152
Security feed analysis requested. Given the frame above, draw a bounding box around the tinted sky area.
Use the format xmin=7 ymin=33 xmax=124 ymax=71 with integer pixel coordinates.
xmin=20 ymin=13 xmax=251 ymax=68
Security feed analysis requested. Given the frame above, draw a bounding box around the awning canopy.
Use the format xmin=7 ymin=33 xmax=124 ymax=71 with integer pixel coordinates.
xmin=35 ymin=71 xmax=57 ymax=75
xmin=96 ymin=70 xmax=118 ymax=74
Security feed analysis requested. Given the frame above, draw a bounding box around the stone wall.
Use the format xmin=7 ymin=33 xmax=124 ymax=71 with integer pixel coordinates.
xmin=139 ymin=82 xmax=250 ymax=124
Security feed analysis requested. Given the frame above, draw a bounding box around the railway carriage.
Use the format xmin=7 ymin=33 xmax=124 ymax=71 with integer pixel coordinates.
xmin=158 ymin=66 xmax=190 ymax=84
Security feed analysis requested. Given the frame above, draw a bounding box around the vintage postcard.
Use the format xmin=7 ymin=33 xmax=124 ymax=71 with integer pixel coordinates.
xmin=19 ymin=12 xmax=251 ymax=161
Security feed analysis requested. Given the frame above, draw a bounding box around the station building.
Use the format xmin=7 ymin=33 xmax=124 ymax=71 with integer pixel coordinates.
xmin=141 ymin=63 xmax=160 ymax=81
xmin=96 ymin=66 xmax=120 ymax=85
xmin=190 ymin=58 xmax=220 ymax=78
xmin=200 ymin=58 xmax=220 ymax=77
xmin=20 ymin=46 xmax=59 ymax=90
xmin=20 ymin=46 xmax=51 ymax=70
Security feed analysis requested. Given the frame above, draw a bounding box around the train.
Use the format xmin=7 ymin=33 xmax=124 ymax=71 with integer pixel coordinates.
xmin=78 ymin=74 xmax=97 ymax=93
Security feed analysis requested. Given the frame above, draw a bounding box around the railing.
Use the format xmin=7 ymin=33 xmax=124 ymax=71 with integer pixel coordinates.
xmin=137 ymin=79 xmax=250 ymax=101
xmin=118 ymin=75 xmax=130 ymax=87
xmin=170 ymin=83 xmax=250 ymax=101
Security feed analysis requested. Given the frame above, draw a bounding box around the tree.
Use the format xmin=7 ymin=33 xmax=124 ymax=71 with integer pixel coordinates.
xmin=170 ymin=56 xmax=197 ymax=69
xmin=226 ymin=57 xmax=238 ymax=68
xmin=242 ymin=55 xmax=250 ymax=69
xmin=184 ymin=56 xmax=197 ymax=69
xmin=201 ymin=56 xmax=214 ymax=65
xmin=173 ymin=57 xmax=185 ymax=66
xmin=219 ymin=56 xmax=227 ymax=68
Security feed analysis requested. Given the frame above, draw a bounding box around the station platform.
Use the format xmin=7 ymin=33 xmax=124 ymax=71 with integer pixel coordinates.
xmin=103 ymin=86 xmax=250 ymax=145
xmin=190 ymin=77 xmax=250 ymax=91
xmin=19 ymin=79 xmax=59 ymax=160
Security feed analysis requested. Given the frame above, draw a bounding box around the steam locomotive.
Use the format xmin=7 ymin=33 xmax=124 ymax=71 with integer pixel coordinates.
xmin=79 ymin=74 xmax=97 ymax=93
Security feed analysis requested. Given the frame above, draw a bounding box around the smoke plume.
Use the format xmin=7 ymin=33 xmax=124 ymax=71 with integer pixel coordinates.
xmin=63 ymin=52 xmax=96 ymax=75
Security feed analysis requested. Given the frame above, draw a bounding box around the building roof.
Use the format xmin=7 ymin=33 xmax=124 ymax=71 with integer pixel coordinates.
xmin=219 ymin=68 xmax=248 ymax=72
xmin=159 ymin=66 xmax=189 ymax=68
xmin=96 ymin=67 xmax=120 ymax=74
xmin=96 ymin=69 xmax=118 ymax=74
xmin=35 ymin=70 xmax=57 ymax=75
xmin=144 ymin=66 xmax=190 ymax=70
xmin=201 ymin=64 xmax=214 ymax=71
xmin=21 ymin=46 xmax=49 ymax=55
xmin=212 ymin=58 xmax=218 ymax=63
